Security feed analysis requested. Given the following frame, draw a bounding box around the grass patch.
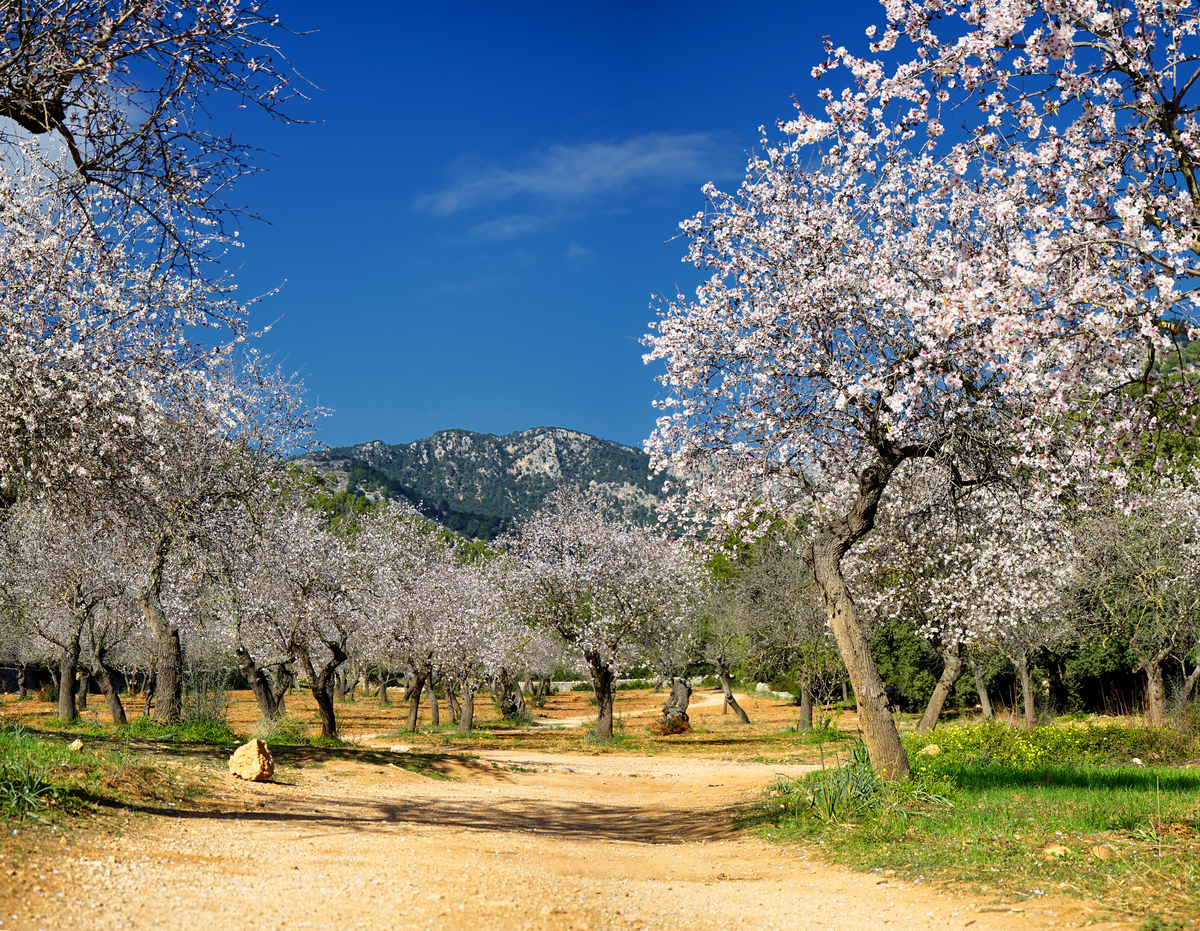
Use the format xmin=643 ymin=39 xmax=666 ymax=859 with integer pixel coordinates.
xmin=747 ymin=724 xmax=1200 ymax=921
xmin=906 ymin=720 xmax=1195 ymax=767
xmin=0 ymin=723 xmax=208 ymax=826
xmin=117 ymin=715 xmax=240 ymax=745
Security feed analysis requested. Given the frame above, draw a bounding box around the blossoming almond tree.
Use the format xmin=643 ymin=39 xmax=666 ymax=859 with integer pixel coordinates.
xmin=1068 ymin=473 xmax=1200 ymax=725
xmin=851 ymin=464 xmax=1073 ymax=732
xmin=0 ymin=0 xmax=303 ymax=268
xmin=502 ymin=490 xmax=702 ymax=741
xmin=645 ymin=1 xmax=1200 ymax=778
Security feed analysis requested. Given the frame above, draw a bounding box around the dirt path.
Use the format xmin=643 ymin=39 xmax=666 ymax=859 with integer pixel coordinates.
xmin=0 ymin=749 xmax=1131 ymax=931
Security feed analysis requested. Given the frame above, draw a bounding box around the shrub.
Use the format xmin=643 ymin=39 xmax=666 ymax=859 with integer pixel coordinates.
xmin=648 ymin=717 xmax=693 ymax=736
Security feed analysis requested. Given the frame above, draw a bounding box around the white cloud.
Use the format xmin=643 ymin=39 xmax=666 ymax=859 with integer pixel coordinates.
xmin=469 ymin=214 xmax=548 ymax=240
xmin=566 ymin=242 xmax=590 ymax=258
xmin=417 ymin=132 xmax=734 ymax=218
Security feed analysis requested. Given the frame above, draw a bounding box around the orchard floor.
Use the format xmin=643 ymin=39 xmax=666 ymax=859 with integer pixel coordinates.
xmin=0 ymin=688 xmax=1141 ymax=931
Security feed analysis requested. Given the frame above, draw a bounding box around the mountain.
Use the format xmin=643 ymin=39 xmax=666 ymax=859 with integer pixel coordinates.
xmin=294 ymin=427 xmax=669 ymax=539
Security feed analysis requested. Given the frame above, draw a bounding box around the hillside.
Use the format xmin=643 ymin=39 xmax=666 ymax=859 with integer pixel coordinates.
xmin=294 ymin=427 xmax=669 ymax=539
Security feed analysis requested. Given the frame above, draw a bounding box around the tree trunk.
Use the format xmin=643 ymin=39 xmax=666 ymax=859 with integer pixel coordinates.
xmin=1018 ymin=651 xmax=1035 ymax=729
xmin=459 ymin=681 xmax=476 ymax=734
xmin=18 ymin=663 xmax=29 ymax=700
xmin=1184 ymin=658 xmax=1200 ymax=703
xmin=661 ymin=677 xmax=692 ymax=726
xmin=842 ymin=680 xmax=849 ymax=703
xmin=405 ymin=667 xmax=428 ymax=732
xmin=75 ymin=672 xmax=88 ymax=711
xmin=973 ymin=660 xmax=994 ymax=720
xmin=299 ymin=641 xmax=347 ymax=741
xmin=806 ymin=460 xmax=911 ymax=781
xmin=236 ymin=647 xmax=288 ymax=720
xmin=91 ymin=661 xmax=127 ymax=726
xmin=57 ymin=646 xmax=80 ymax=724
xmin=797 ymin=676 xmax=814 ymax=732
xmin=716 ymin=662 xmax=749 ymax=723
xmin=333 ymin=669 xmax=346 ymax=702
xmin=143 ymin=669 xmax=156 ymax=716
xmin=136 ymin=573 xmax=182 ymax=729
xmin=498 ymin=668 xmax=527 ymax=720
xmin=428 ymin=675 xmax=440 ymax=727
xmin=445 ymin=679 xmax=461 ymax=724
xmin=1143 ymin=657 xmax=1167 ymax=726
xmin=379 ymin=675 xmax=390 ymax=705
xmin=585 ymin=652 xmax=616 ymax=741
xmin=917 ymin=643 xmax=965 ymax=735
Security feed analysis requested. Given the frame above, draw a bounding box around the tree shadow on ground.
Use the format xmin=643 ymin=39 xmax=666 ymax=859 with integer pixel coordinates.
xmin=114 ymin=792 xmax=741 ymax=845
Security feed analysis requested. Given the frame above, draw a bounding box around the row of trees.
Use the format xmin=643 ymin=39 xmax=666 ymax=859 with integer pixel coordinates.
xmin=0 ymin=482 xmax=712 ymax=741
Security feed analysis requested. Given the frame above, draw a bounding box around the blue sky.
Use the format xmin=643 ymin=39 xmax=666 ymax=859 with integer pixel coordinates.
xmin=227 ymin=0 xmax=888 ymax=450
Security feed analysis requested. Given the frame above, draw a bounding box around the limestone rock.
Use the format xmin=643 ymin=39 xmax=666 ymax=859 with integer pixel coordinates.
xmin=228 ymin=739 xmax=274 ymax=781
xmin=68 ymin=738 xmax=84 ymax=752
xmin=916 ymin=743 xmax=940 ymax=756
xmin=1042 ymin=844 xmax=1070 ymax=858
xmin=1090 ymin=845 xmax=1114 ymax=860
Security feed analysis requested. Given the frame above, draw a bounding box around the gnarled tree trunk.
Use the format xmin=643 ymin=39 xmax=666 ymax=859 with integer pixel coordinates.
xmin=661 ymin=678 xmax=692 ymax=726
xmin=498 ymin=667 xmax=527 ymax=720
xmin=405 ymin=665 xmax=428 ymax=732
xmin=1141 ymin=654 xmax=1168 ymax=726
xmin=57 ymin=641 xmax=80 ymax=724
xmin=917 ymin=642 xmax=965 ymax=734
xmin=299 ymin=640 xmax=347 ymax=740
xmin=716 ymin=661 xmax=749 ymax=723
xmin=427 ymin=674 xmax=440 ymax=727
xmin=806 ymin=460 xmax=911 ymax=781
xmin=135 ymin=543 xmax=183 ymax=724
xmin=236 ymin=646 xmax=291 ymax=721
xmin=585 ymin=652 xmax=616 ymax=741
xmin=458 ymin=681 xmax=476 ymax=734
xmin=86 ymin=630 xmax=127 ymax=726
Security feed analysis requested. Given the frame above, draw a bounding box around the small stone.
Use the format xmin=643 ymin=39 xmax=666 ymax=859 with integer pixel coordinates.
xmin=1131 ymin=757 xmax=1145 ymax=767
xmin=917 ymin=744 xmax=940 ymax=756
xmin=1042 ymin=844 xmax=1070 ymax=858
xmin=228 ymin=739 xmax=274 ymax=782
xmin=389 ymin=745 xmax=411 ymax=753
xmin=1090 ymin=845 xmax=1114 ymax=860
xmin=67 ymin=739 xmax=84 ymax=752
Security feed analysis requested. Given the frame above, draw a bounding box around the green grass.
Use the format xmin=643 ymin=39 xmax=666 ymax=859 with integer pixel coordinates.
xmin=0 ymin=723 xmax=206 ymax=825
xmin=906 ymin=720 xmax=1194 ymax=767
xmin=747 ymin=723 xmax=1200 ymax=922
xmin=117 ymin=715 xmax=240 ymax=745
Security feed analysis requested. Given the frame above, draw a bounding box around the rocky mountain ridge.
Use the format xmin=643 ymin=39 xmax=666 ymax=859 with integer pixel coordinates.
xmin=295 ymin=427 xmax=669 ymax=538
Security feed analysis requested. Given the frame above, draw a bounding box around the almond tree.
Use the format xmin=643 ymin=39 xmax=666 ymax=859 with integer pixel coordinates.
xmin=644 ymin=1 xmax=1200 ymax=778
xmin=502 ymin=491 xmax=702 ymax=741
xmin=354 ymin=505 xmax=458 ymax=732
xmin=1068 ymin=474 xmax=1200 ymax=726
xmin=0 ymin=0 xmax=303 ymax=269
xmin=0 ymin=501 xmax=133 ymax=723
xmin=852 ymin=465 xmax=1072 ymax=731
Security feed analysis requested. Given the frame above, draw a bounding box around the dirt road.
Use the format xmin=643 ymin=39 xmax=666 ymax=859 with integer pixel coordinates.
xmin=0 ymin=748 xmax=1129 ymax=931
